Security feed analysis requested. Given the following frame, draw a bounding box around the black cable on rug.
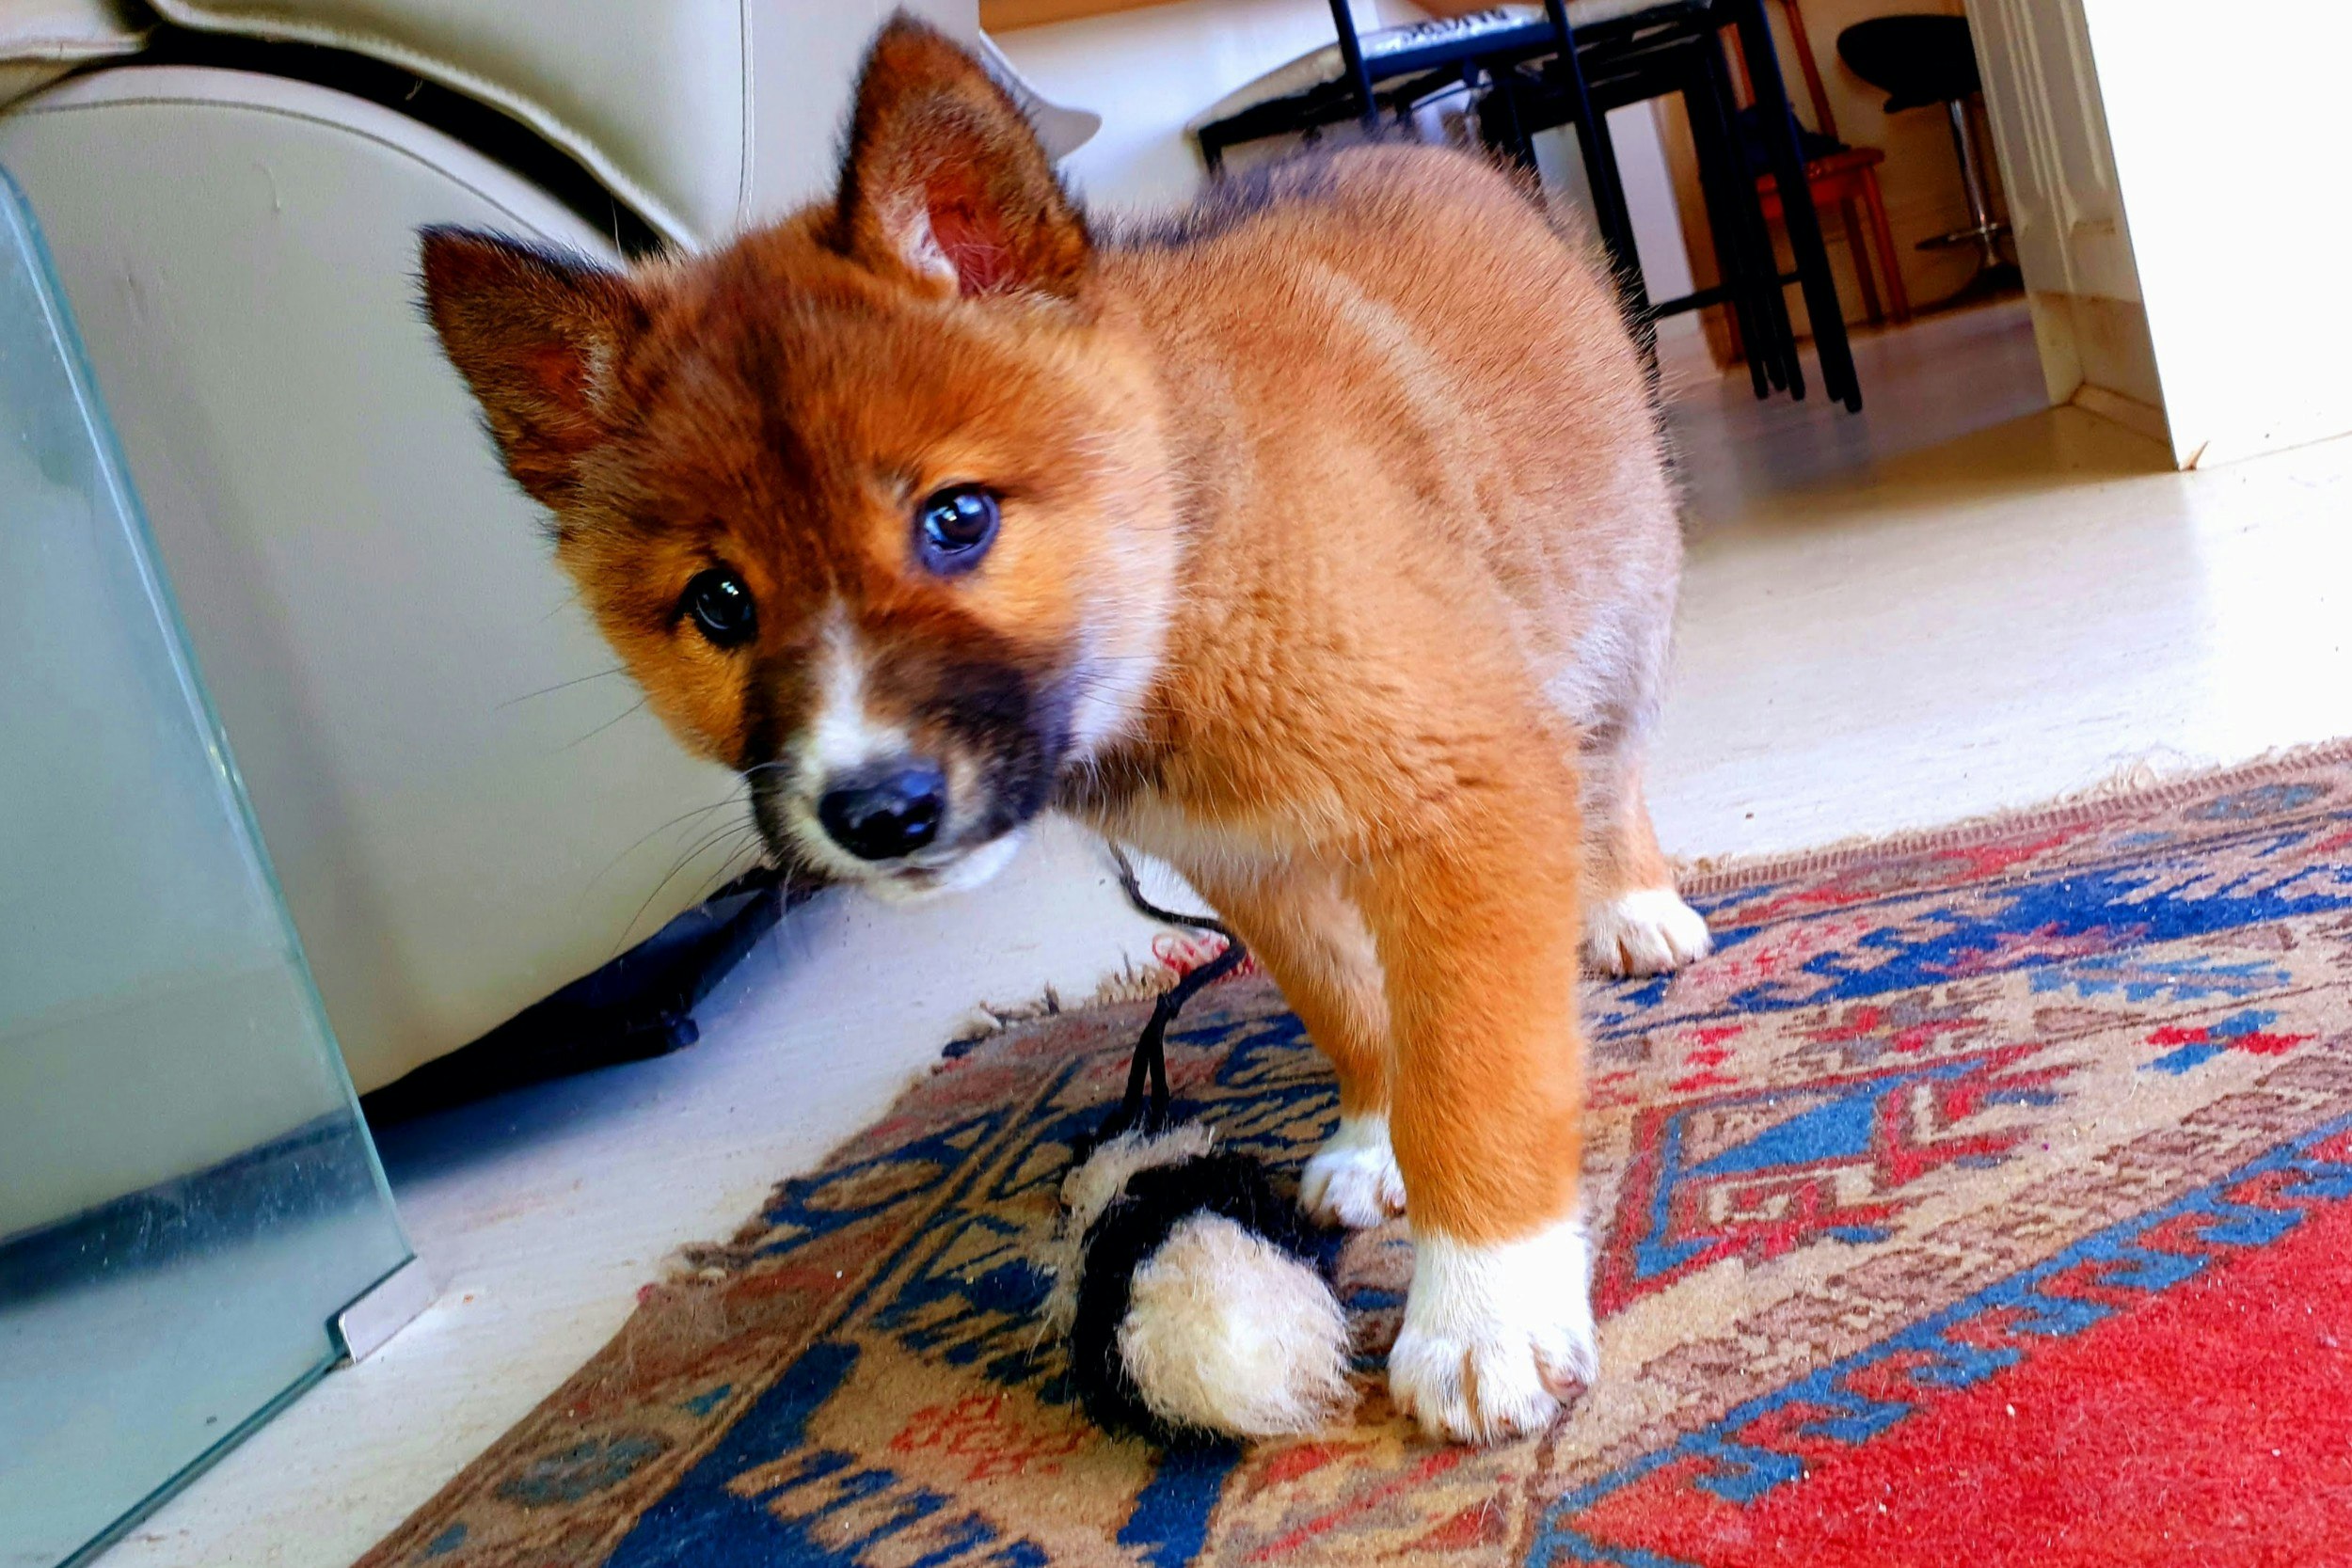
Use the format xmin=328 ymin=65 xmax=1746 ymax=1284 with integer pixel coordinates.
xmin=1093 ymin=847 xmax=1250 ymax=1146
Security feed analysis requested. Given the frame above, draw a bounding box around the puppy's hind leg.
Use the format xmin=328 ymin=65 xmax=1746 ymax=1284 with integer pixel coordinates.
xmin=1581 ymin=756 xmax=1710 ymax=978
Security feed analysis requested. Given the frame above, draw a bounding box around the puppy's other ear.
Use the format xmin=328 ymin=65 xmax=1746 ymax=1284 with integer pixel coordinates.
xmin=418 ymin=229 xmax=644 ymax=509
xmin=834 ymin=16 xmax=1090 ymax=300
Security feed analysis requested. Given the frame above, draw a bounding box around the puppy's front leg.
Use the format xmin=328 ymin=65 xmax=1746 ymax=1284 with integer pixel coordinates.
xmin=1350 ymin=759 xmax=1597 ymax=1443
xmin=1188 ymin=860 xmax=1404 ymax=1228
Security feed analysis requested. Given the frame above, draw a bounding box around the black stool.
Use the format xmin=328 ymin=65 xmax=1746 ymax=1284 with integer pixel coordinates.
xmin=1836 ymin=14 xmax=2020 ymax=298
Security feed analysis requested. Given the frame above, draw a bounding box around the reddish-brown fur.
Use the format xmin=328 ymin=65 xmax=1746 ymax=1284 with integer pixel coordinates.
xmin=421 ymin=16 xmax=1700 ymax=1441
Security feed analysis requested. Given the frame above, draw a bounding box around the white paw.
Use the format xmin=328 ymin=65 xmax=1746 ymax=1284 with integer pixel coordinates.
xmin=1300 ymin=1114 xmax=1407 ymax=1228
xmin=1388 ymin=1217 xmax=1597 ymax=1444
xmin=1584 ymin=886 xmax=1711 ymax=977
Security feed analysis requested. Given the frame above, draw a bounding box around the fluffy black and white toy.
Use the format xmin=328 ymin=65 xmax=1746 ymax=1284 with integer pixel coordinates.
xmin=1045 ymin=1120 xmax=1355 ymax=1441
xmin=1041 ymin=859 xmax=1356 ymax=1444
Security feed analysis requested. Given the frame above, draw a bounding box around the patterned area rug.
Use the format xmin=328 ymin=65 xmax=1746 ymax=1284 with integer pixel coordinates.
xmin=362 ymin=751 xmax=2352 ymax=1567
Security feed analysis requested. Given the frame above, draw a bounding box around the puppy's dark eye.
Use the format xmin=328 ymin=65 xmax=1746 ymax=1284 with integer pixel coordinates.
xmin=681 ymin=568 xmax=756 ymax=647
xmin=915 ymin=485 xmax=999 ymax=574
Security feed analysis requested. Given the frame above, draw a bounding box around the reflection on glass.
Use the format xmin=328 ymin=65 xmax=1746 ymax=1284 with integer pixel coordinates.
xmin=0 ymin=170 xmax=414 ymax=1568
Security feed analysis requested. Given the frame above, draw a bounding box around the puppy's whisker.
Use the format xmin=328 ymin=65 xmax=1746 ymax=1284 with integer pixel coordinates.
xmin=589 ymin=792 xmax=751 ymax=892
xmin=613 ymin=816 xmax=763 ymax=954
xmin=683 ymin=835 xmax=769 ymax=912
xmin=561 ymin=695 xmax=650 ymax=752
xmin=495 ymin=665 xmax=627 ymax=709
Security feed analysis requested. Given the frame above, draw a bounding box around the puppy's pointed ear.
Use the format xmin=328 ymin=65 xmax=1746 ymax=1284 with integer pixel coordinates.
xmin=418 ymin=228 xmax=644 ymax=509
xmin=834 ymin=16 xmax=1090 ymax=300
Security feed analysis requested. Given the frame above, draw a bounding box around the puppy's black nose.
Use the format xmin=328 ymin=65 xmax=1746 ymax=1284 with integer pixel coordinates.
xmin=817 ymin=766 xmax=946 ymax=861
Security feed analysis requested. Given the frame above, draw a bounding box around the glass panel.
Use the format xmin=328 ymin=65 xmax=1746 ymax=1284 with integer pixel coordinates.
xmin=0 ymin=170 xmax=415 ymax=1567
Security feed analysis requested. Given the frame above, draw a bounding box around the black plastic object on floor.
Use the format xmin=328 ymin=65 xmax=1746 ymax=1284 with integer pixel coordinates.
xmin=359 ymin=867 xmax=808 ymax=1126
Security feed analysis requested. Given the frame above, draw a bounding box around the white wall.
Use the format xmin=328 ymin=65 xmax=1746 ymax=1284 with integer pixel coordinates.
xmin=1974 ymin=0 xmax=2352 ymax=467
xmin=995 ymin=0 xmax=1392 ymax=214
xmin=2075 ymin=1 xmax=2352 ymax=467
xmin=997 ymin=0 xmax=1374 ymax=213
xmin=1967 ymin=0 xmax=2160 ymax=443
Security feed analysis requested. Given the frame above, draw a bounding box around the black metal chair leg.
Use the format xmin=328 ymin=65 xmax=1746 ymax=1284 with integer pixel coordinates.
xmin=1677 ymin=49 xmax=1773 ymax=397
xmin=1698 ymin=148 xmax=1771 ymax=395
xmin=1722 ymin=15 xmax=1816 ymax=400
xmin=1728 ymin=0 xmax=1859 ymax=410
xmin=1539 ymin=0 xmax=1643 ymax=301
xmin=1327 ymin=0 xmax=1379 ymax=128
xmin=1698 ymin=32 xmax=1801 ymax=396
xmin=1479 ymin=69 xmax=1542 ymax=171
xmin=1586 ymin=98 xmax=1648 ymax=305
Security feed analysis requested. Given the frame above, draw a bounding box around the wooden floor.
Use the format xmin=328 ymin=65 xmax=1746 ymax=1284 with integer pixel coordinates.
xmin=1654 ymin=304 xmax=2352 ymax=858
xmin=100 ymin=300 xmax=2352 ymax=1568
